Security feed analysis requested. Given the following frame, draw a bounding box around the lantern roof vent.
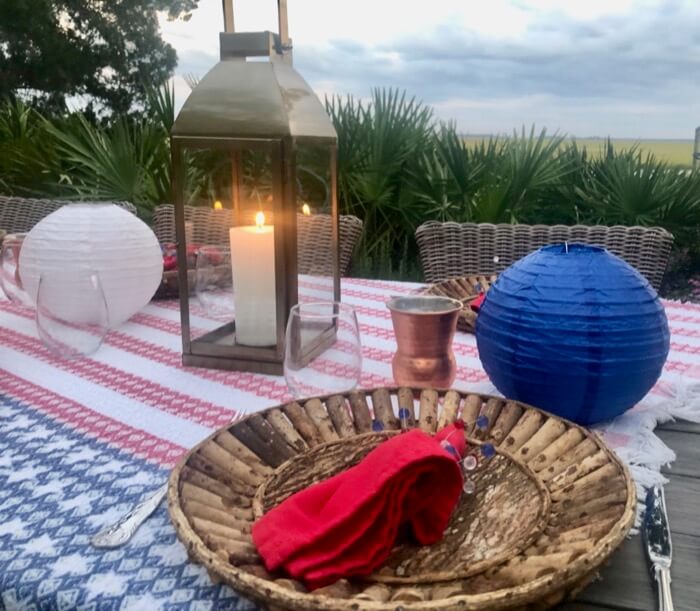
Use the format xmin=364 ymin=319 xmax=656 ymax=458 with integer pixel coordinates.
xmin=172 ymin=0 xmax=336 ymax=143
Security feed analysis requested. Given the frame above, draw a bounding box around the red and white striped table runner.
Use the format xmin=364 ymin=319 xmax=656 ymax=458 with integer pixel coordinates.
xmin=2 ymin=277 xmax=700 ymax=503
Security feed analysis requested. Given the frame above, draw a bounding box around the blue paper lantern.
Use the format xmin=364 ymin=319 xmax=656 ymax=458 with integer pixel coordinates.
xmin=475 ymin=244 xmax=670 ymax=425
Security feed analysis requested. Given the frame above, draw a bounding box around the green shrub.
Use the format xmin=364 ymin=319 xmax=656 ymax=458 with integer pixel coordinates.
xmin=326 ymin=89 xmax=435 ymax=272
xmin=0 ymin=99 xmax=64 ymax=197
xmin=574 ymin=145 xmax=700 ymax=238
xmin=2 ymin=87 xmax=700 ymax=291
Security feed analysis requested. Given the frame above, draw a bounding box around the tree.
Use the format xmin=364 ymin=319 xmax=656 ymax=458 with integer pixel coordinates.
xmin=0 ymin=0 xmax=198 ymax=115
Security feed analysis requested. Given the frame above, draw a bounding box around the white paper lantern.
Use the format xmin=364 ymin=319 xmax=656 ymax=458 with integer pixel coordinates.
xmin=19 ymin=203 xmax=163 ymax=328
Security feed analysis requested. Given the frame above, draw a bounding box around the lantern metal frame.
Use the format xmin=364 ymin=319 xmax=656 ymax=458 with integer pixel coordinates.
xmin=170 ymin=1 xmax=340 ymax=375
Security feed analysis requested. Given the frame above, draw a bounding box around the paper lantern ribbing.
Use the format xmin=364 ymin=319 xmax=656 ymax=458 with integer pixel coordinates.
xmin=475 ymin=244 xmax=670 ymax=425
xmin=19 ymin=204 xmax=163 ymax=328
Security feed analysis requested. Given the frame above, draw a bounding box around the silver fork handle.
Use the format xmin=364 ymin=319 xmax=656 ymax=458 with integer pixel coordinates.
xmin=90 ymin=483 xmax=168 ymax=548
xmin=655 ymin=566 xmax=674 ymax=611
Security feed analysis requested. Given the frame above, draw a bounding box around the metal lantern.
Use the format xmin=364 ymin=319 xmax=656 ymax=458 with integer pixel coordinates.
xmin=171 ymin=0 xmax=340 ymax=374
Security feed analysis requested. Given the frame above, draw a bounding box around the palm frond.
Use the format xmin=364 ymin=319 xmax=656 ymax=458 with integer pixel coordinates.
xmin=44 ymin=114 xmax=169 ymax=216
xmin=144 ymin=81 xmax=175 ymax=132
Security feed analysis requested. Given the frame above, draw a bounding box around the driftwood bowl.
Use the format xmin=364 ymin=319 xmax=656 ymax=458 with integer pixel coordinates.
xmin=168 ymin=388 xmax=636 ymax=610
xmin=423 ymin=276 xmax=499 ymax=333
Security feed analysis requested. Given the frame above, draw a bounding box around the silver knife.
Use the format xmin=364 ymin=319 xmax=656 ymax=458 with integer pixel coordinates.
xmin=643 ymin=485 xmax=674 ymax=611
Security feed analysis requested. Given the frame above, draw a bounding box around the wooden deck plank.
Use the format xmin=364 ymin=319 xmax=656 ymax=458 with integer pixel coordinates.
xmin=658 ymin=430 xmax=700 ymax=478
xmin=657 ymin=419 xmax=700 ymax=435
xmin=663 ymin=473 xmax=700 ymax=538
xmin=568 ymin=423 xmax=700 ymax=611
xmin=574 ymin=531 xmax=700 ymax=611
xmin=558 ymin=603 xmax=619 ymax=610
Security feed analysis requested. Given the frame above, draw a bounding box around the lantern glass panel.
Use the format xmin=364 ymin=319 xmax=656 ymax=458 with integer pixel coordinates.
xmin=291 ymin=142 xmax=339 ymax=362
xmin=181 ymin=145 xmax=284 ymax=354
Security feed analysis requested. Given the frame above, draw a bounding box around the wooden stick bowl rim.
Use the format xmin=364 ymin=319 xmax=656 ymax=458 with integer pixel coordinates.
xmin=167 ymin=388 xmax=636 ymax=610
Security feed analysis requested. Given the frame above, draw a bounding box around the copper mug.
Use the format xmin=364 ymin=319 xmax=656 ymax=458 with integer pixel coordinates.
xmin=387 ymin=295 xmax=463 ymax=388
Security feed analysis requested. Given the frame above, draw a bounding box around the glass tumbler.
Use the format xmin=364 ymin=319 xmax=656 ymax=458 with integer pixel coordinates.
xmin=284 ymin=302 xmax=362 ymax=398
xmin=0 ymin=233 xmax=31 ymax=306
xmin=195 ymin=245 xmax=234 ymax=321
xmin=36 ymin=270 xmax=109 ymax=358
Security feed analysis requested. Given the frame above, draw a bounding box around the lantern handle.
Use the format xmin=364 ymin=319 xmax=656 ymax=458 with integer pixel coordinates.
xmin=221 ymin=0 xmax=291 ymax=50
xmin=278 ymin=0 xmax=290 ymax=49
xmin=222 ymin=0 xmax=234 ymax=32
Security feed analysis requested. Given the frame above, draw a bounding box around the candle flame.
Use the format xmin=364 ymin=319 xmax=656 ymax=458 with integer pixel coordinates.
xmin=255 ymin=211 xmax=266 ymax=229
xmin=302 ymin=203 xmax=311 ymax=216
xmin=213 ymin=200 xmax=223 ymax=210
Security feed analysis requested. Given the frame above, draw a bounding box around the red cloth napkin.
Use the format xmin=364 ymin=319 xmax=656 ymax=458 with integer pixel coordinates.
xmin=471 ymin=292 xmax=486 ymax=311
xmin=252 ymin=424 xmax=466 ymax=589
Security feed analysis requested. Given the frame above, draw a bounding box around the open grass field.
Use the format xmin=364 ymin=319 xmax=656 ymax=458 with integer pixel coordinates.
xmin=464 ymin=136 xmax=696 ymax=167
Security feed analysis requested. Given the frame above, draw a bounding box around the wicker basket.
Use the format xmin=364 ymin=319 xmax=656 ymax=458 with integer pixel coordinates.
xmin=424 ymin=275 xmax=498 ymax=333
xmin=168 ymin=388 xmax=635 ymax=610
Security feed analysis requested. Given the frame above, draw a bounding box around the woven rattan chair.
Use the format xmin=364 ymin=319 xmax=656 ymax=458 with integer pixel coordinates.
xmin=0 ymin=196 xmax=137 ymax=234
xmin=415 ymin=221 xmax=674 ymax=290
xmin=152 ymin=204 xmax=364 ymax=276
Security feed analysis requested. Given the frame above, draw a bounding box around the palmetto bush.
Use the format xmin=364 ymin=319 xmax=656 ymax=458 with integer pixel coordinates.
xmin=326 ymin=89 xmax=435 ymax=275
xmin=45 ymin=115 xmax=170 ymax=218
xmin=574 ymin=146 xmax=700 ymax=239
xmin=0 ymin=85 xmax=184 ymax=219
xmin=42 ymin=85 xmax=178 ymax=219
xmin=407 ymin=125 xmax=579 ymax=224
xmin=406 ymin=123 xmax=487 ymax=222
xmin=464 ymin=127 xmax=571 ymax=223
xmin=0 ymin=99 xmax=64 ymax=197
xmin=2 ymin=87 xmax=700 ymax=285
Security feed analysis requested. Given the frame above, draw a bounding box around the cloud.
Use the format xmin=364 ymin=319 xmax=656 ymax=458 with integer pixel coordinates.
xmin=301 ymin=1 xmax=698 ymax=98
xmin=292 ymin=0 xmax=700 ymax=136
xmin=169 ymin=0 xmax=700 ymax=138
xmin=175 ymin=49 xmax=218 ymax=77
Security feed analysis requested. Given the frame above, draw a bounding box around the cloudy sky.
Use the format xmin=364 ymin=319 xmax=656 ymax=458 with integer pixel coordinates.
xmin=159 ymin=0 xmax=700 ymax=139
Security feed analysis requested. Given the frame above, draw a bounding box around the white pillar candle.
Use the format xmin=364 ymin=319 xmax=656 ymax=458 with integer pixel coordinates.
xmin=229 ymin=212 xmax=277 ymax=346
